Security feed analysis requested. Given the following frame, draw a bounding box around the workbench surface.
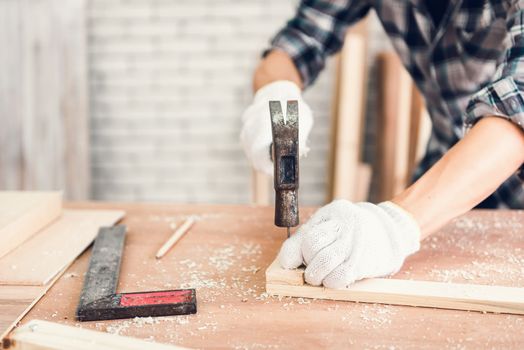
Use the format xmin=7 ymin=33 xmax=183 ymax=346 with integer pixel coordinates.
xmin=17 ymin=203 xmax=524 ymax=349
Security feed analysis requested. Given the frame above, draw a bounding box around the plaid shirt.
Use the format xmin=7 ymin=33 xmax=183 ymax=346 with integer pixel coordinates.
xmin=269 ymin=0 xmax=524 ymax=209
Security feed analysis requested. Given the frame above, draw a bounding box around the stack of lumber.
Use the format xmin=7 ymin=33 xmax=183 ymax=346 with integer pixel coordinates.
xmin=0 ymin=192 xmax=124 ymax=341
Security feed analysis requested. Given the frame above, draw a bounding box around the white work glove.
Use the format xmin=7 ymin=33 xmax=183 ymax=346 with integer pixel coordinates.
xmin=240 ymin=80 xmax=314 ymax=175
xmin=278 ymin=200 xmax=420 ymax=288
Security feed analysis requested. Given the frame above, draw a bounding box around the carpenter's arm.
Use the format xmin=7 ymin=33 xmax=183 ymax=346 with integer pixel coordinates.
xmin=393 ymin=116 xmax=524 ymax=239
xmin=253 ymin=0 xmax=371 ymax=92
xmin=253 ymin=50 xmax=303 ymax=91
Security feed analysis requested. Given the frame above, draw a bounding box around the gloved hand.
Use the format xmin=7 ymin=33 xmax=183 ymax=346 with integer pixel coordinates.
xmin=240 ymin=80 xmax=314 ymax=175
xmin=278 ymin=200 xmax=421 ymax=288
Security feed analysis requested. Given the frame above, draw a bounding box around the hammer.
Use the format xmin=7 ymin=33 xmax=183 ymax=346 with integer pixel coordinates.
xmin=269 ymin=100 xmax=299 ymax=238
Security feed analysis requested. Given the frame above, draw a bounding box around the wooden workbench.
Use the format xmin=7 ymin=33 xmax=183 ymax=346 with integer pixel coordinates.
xmin=15 ymin=203 xmax=524 ymax=349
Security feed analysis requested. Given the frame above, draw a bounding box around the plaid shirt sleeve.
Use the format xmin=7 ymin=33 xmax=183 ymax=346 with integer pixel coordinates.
xmin=268 ymin=0 xmax=371 ymax=87
xmin=464 ymin=4 xmax=524 ymax=132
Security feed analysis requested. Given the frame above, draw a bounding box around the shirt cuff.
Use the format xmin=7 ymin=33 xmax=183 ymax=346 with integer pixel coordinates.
xmin=264 ymin=26 xmax=326 ymax=88
xmin=464 ymin=76 xmax=524 ymax=131
xmin=464 ymin=76 xmax=524 ymax=179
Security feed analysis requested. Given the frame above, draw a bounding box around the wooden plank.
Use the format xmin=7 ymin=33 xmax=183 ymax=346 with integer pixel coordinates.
xmin=0 ymin=265 xmax=69 ymax=342
xmin=0 ymin=192 xmax=62 ymax=259
xmin=327 ymin=29 xmax=369 ymax=201
xmin=265 ymin=259 xmax=524 ymax=315
xmin=0 ymin=285 xmax=43 ymax=341
xmin=6 ymin=320 xmax=187 ymax=350
xmin=0 ymin=0 xmax=89 ymax=200
xmin=0 ymin=209 xmax=124 ymax=286
xmin=376 ymin=52 xmax=413 ymax=200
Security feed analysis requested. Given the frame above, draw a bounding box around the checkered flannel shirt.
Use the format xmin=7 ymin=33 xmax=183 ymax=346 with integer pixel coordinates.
xmin=268 ymin=0 xmax=524 ymax=208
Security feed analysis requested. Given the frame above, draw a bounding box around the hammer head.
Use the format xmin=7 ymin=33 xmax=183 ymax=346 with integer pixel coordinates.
xmin=269 ymin=100 xmax=299 ymax=229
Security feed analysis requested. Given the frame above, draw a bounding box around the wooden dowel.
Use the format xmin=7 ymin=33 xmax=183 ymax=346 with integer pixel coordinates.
xmin=155 ymin=217 xmax=195 ymax=259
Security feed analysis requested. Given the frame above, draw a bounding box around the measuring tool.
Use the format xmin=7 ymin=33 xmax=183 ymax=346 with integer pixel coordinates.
xmin=269 ymin=100 xmax=300 ymax=238
xmin=76 ymin=225 xmax=197 ymax=321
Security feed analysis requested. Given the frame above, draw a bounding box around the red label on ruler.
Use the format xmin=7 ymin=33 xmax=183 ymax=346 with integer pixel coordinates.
xmin=120 ymin=290 xmax=193 ymax=307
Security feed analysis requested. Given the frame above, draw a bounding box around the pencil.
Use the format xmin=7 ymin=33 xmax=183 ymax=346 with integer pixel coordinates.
xmin=155 ymin=217 xmax=196 ymax=259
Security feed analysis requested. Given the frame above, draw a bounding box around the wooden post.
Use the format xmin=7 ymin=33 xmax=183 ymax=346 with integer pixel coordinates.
xmin=376 ymin=52 xmax=413 ymax=201
xmin=327 ymin=19 xmax=370 ymax=202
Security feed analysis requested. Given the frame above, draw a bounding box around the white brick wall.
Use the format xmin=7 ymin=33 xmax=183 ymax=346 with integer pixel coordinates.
xmin=88 ymin=0 xmax=388 ymax=205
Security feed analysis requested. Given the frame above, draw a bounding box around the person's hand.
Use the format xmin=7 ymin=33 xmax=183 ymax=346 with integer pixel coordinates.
xmin=278 ymin=200 xmax=421 ymax=288
xmin=240 ymin=80 xmax=313 ymax=175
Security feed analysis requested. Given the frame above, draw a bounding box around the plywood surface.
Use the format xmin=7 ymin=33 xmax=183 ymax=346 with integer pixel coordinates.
xmin=0 ymin=209 xmax=124 ymax=286
xmin=0 ymin=192 xmax=62 ymax=259
xmin=16 ymin=203 xmax=524 ymax=349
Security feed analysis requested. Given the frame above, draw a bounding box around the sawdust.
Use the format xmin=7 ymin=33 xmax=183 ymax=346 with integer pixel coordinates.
xmin=358 ymin=304 xmax=396 ymax=329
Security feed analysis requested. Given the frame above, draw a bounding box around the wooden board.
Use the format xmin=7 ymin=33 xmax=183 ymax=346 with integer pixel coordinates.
xmin=0 ymin=266 xmax=68 ymax=341
xmin=0 ymin=192 xmax=62 ymax=259
xmin=327 ymin=27 xmax=369 ymax=202
xmin=0 ymin=0 xmax=89 ymax=200
xmin=15 ymin=204 xmax=524 ymax=349
xmin=376 ymin=52 xmax=413 ymax=200
xmin=266 ymin=259 xmax=524 ymax=315
xmin=0 ymin=209 xmax=124 ymax=286
xmin=7 ymin=320 xmax=187 ymax=349
xmin=0 ymin=286 xmax=43 ymax=341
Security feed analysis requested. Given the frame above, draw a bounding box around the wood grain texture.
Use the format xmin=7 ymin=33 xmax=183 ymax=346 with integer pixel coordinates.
xmin=0 ymin=209 xmax=124 ymax=286
xmin=265 ymin=259 xmax=524 ymax=315
xmin=0 ymin=0 xmax=89 ymax=200
xmin=15 ymin=204 xmax=524 ymax=349
xmin=8 ymin=320 xmax=187 ymax=350
xmin=0 ymin=192 xmax=62 ymax=259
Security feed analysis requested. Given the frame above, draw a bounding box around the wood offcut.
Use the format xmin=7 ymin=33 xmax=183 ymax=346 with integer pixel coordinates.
xmin=265 ymin=259 xmax=524 ymax=315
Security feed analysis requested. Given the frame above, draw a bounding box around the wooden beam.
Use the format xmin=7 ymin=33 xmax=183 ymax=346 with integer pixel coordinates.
xmin=265 ymin=259 xmax=524 ymax=315
xmin=327 ymin=20 xmax=370 ymax=202
xmin=5 ymin=320 xmax=187 ymax=350
xmin=0 ymin=192 xmax=62 ymax=259
xmin=376 ymin=52 xmax=413 ymax=201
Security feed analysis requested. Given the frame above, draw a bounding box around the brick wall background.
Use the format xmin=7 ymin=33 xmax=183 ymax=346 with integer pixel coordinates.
xmin=88 ymin=0 xmax=390 ymax=205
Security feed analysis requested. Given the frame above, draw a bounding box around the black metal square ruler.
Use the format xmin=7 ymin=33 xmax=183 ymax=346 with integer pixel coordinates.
xmin=76 ymin=225 xmax=197 ymax=321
